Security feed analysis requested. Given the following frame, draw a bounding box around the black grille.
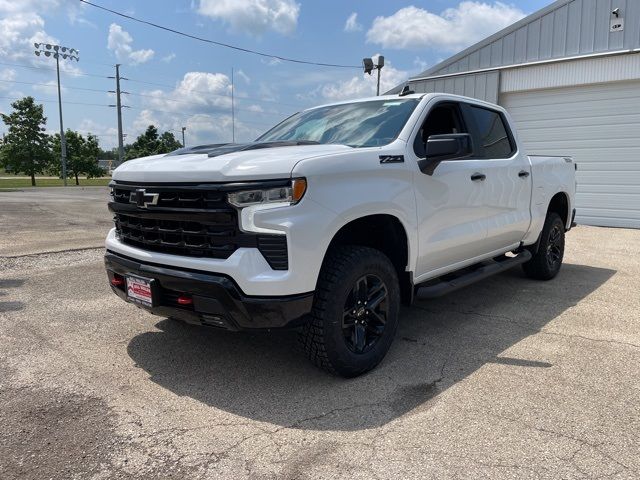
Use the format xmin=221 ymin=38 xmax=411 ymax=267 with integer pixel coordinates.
xmin=109 ymin=182 xmax=288 ymax=270
xmin=112 ymin=185 xmax=228 ymax=210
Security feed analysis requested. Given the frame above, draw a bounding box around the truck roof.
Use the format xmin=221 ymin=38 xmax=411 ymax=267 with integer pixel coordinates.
xmin=304 ymin=93 xmax=426 ymax=111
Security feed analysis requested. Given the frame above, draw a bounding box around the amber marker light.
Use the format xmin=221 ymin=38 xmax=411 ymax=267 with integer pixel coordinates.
xmin=292 ymin=178 xmax=307 ymax=204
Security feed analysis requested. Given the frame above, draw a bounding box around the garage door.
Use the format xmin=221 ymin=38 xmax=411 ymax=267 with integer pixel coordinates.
xmin=501 ymin=80 xmax=640 ymax=229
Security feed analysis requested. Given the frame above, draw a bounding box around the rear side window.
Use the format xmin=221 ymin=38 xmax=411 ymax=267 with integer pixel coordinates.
xmin=467 ymin=106 xmax=514 ymax=159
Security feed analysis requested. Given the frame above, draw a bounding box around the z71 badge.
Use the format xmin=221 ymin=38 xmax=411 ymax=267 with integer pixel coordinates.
xmin=379 ymin=155 xmax=404 ymax=164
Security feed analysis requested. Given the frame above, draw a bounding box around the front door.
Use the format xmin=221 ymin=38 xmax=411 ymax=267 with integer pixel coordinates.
xmin=410 ymin=101 xmax=490 ymax=280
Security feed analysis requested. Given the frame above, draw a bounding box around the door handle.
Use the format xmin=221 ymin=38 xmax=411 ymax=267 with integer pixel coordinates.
xmin=518 ymin=170 xmax=530 ymax=178
xmin=470 ymin=173 xmax=486 ymax=181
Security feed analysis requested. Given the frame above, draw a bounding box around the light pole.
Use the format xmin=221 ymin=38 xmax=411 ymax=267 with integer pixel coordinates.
xmin=34 ymin=43 xmax=79 ymax=186
xmin=181 ymin=126 xmax=186 ymax=147
xmin=363 ymin=56 xmax=385 ymax=96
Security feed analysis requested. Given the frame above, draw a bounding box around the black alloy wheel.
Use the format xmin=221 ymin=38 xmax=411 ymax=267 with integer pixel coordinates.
xmin=299 ymin=245 xmax=400 ymax=377
xmin=342 ymin=274 xmax=389 ymax=354
xmin=522 ymin=212 xmax=565 ymax=281
xmin=546 ymin=224 xmax=563 ymax=269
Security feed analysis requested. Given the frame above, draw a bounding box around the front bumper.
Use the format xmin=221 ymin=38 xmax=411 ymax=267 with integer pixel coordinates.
xmin=105 ymin=250 xmax=313 ymax=330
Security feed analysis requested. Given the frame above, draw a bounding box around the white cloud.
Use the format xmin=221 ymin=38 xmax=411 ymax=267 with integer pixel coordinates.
xmin=76 ymin=119 xmax=119 ymax=149
xmin=129 ymin=48 xmax=155 ymax=64
xmin=0 ymin=6 xmax=82 ymax=76
xmin=344 ymin=12 xmax=362 ymax=32
xmin=235 ymin=69 xmax=251 ymax=85
xmin=107 ymin=23 xmax=155 ymax=65
xmin=0 ymin=68 xmax=15 ymax=91
xmin=0 ymin=12 xmax=49 ymax=60
xmin=413 ymin=56 xmax=429 ymax=72
xmin=0 ymin=0 xmax=59 ymax=14
xmin=32 ymin=79 xmax=66 ymax=95
xmin=196 ymin=0 xmax=300 ymax=35
xmin=66 ymin=1 xmax=95 ymax=28
xmin=0 ymin=68 xmax=16 ymax=81
xmin=142 ymin=72 xmax=233 ymax=113
xmin=260 ymin=57 xmax=282 ymax=67
xmin=302 ymin=55 xmax=408 ymax=103
xmin=161 ymin=52 xmax=176 ymax=63
xmin=130 ymin=71 xmax=270 ymax=145
xmin=366 ymin=2 xmax=526 ymax=52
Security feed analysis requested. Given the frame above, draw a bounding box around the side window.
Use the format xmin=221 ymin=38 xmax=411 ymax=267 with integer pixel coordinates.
xmin=466 ymin=106 xmax=514 ymax=159
xmin=413 ymin=103 xmax=466 ymax=158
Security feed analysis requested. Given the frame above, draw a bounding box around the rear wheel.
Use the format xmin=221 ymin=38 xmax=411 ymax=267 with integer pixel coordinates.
xmin=522 ymin=212 xmax=565 ymax=280
xmin=299 ymin=246 xmax=400 ymax=377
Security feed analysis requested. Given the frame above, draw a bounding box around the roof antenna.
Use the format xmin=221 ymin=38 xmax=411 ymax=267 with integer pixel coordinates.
xmin=399 ymin=84 xmax=415 ymax=97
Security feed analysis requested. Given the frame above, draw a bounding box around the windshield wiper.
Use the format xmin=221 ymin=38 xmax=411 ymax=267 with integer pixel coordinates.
xmin=244 ymin=140 xmax=321 ymax=150
xmin=206 ymin=140 xmax=321 ymax=157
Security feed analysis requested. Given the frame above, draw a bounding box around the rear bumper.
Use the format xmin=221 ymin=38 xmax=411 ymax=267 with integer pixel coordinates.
xmin=104 ymin=250 xmax=313 ymax=330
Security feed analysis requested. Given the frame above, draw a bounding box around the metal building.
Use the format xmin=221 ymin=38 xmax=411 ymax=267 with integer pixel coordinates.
xmin=399 ymin=0 xmax=640 ymax=228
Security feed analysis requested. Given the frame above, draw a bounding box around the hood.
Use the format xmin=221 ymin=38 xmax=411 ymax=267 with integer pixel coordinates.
xmin=111 ymin=142 xmax=353 ymax=183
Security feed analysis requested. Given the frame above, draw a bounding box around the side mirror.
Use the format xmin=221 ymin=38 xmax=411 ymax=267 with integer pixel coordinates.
xmin=418 ymin=133 xmax=473 ymax=175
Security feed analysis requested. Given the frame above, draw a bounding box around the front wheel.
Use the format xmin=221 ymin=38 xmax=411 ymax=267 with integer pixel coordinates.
xmin=299 ymin=246 xmax=400 ymax=377
xmin=522 ymin=212 xmax=565 ymax=280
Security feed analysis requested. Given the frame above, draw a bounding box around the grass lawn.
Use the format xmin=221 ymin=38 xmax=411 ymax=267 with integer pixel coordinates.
xmin=0 ymin=177 xmax=111 ymax=189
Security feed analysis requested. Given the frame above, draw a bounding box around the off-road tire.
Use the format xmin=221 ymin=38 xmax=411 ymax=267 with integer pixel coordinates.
xmin=299 ymin=246 xmax=400 ymax=377
xmin=522 ymin=212 xmax=565 ymax=280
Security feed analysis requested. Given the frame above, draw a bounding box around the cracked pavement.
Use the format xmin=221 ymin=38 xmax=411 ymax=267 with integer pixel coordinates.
xmin=1 ymin=187 xmax=639 ymax=479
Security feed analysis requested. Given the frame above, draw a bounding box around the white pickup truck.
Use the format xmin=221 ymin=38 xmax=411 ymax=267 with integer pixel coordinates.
xmin=105 ymin=92 xmax=576 ymax=377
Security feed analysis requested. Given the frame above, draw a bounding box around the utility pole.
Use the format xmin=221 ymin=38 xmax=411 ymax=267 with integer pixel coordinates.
xmin=109 ymin=64 xmax=128 ymax=165
xmin=34 ymin=43 xmax=79 ymax=186
xmin=231 ymin=67 xmax=235 ymax=143
xmin=181 ymin=126 xmax=186 ymax=147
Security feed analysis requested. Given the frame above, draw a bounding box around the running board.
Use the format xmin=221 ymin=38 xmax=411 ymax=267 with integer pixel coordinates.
xmin=415 ymin=250 xmax=532 ymax=299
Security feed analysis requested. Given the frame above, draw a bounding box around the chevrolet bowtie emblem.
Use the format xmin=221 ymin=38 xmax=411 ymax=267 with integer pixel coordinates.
xmin=129 ymin=189 xmax=159 ymax=208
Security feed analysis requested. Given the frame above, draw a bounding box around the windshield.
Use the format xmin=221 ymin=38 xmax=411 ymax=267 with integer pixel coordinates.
xmin=256 ymin=99 xmax=419 ymax=148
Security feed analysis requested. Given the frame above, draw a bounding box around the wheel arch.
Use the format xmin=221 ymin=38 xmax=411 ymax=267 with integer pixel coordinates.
xmin=528 ymin=191 xmax=571 ymax=255
xmin=323 ymin=214 xmax=413 ymax=305
xmin=547 ymin=191 xmax=570 ymax=229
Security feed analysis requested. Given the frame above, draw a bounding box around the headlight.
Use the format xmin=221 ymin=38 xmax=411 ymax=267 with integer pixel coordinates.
xmin=228 ymin=178 xmax=307 ymax=207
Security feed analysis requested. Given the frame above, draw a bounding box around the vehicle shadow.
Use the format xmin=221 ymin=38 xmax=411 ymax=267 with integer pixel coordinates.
xmin=127 ymin=263 xmax=615 ymax=431
xmin=0 ymin=279 xmax=26 ymax=313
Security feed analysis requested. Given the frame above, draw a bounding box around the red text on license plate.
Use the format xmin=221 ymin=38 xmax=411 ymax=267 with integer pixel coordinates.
xmin=126 ymin=276 xmax=153 ymax=306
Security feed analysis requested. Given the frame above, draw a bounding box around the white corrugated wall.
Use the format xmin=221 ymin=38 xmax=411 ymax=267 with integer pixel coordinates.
xmin=501 ymin=80 xmax=640 ymax=228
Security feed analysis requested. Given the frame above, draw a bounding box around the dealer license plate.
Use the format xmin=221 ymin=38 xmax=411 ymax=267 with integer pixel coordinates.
xmin=126 ymin=275 xmax=155 ymax=308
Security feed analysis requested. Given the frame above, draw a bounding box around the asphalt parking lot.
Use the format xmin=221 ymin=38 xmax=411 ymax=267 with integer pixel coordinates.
xmin=1 ymin=187 xmax=639 ymax=479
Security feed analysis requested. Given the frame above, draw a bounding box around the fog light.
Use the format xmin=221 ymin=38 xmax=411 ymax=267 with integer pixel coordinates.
xmin=177 ymin=295 xmax=193 ymax=306
xmin=111 ymin=275 xmax=124 ymax=287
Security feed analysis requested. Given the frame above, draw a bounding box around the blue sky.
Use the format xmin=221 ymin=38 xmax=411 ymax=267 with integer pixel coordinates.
xmin=0 ymin=0 xmax=551 ymax=149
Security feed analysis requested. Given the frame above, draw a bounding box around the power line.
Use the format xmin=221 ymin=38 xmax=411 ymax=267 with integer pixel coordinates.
xmin=0 ymin=95 xmax=273 ymax=133
xmin=125 ymin=104 xmax=275 ymax=127
xmin=78 ymin=0 xmax=362 ymax=69
xmin=125 ymin=78 xmax=307 ymax=109
xmin=125 ymin=92 xmax=290 ymax=117
xmin=0 ymin=60 xmax=110 ymax=79
xmin=0 ymin=95 xmax=110 ymax=108
xmin=0 ymin=61 xmax=310 ymax=109
xmin=0 ymin=69 xmax=306 ymax=110
xmin=0 ymin=78 xmax=109 ymax=94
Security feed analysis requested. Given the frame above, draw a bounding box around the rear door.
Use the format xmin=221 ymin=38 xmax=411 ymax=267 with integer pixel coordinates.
xmin=461 ymin=104 xmax=532 ymax=251
xmin=410 ymin=100 xmax=490 ymax=279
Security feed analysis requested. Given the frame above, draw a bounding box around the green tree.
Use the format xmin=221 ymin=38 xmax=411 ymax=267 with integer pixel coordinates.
xmin=98 ymin=147 xmax=118 ymax=160
xmin=159 ymin=130 xmax=183 ymax=152
xmin=124 ymin=125 xmax=182 ymax=160
xmin=0 ymin=96 xmax=52 ymax=186
xmin=50 ymin=130 xmax=105 ymax=185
